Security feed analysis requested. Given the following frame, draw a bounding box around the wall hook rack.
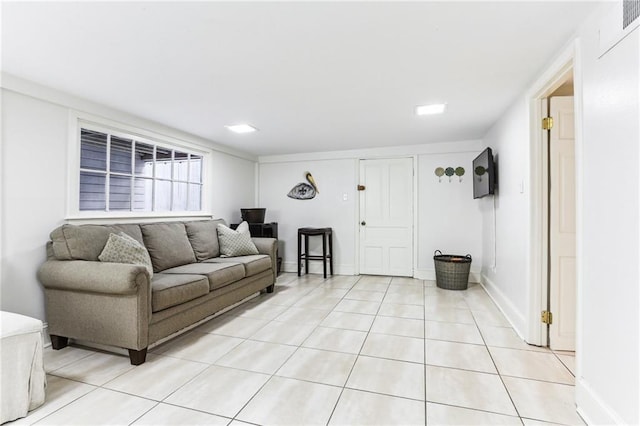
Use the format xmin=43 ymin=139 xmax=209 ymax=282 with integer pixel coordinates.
xmin=434 ymin=166 xmax=465 ymax=183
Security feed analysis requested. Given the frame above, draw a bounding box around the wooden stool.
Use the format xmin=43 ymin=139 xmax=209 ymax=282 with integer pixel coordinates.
xmin=298 ymin=227 xmax=333 ymax=278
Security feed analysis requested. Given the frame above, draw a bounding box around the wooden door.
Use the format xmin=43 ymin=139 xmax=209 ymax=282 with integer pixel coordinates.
xmin=549 ymin=96 xmax=576 ymax=351
xmin=359 ymin=158 xmax=413 ymax=276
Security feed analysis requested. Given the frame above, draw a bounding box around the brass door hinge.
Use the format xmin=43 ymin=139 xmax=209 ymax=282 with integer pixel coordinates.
xmin=542 ymin=117 xmax=554 ymax=130
xmin=357 ymin=185 xmax=366 ymax=191
xmin=541 ymin=310 xmax=553 ymax=324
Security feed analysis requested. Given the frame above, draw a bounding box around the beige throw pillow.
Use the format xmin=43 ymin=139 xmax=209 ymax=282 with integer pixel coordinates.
xmin=217 ymin=221 xmax=259 ymax=257
xmin=98 ymin=232 xmax=154 ymax=278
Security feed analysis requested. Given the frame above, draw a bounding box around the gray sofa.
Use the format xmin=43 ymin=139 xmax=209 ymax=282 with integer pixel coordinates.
xmin=37 ymin=219 xmax=277 ymax=365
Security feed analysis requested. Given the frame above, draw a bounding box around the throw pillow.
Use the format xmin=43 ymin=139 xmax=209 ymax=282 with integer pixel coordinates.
xmin=185 ymin=219 xmax=225 ymax=261
xmin=217 ymin=221 xmax=259 ymax=257
xmin=140 ymin=222 xmax=196 ymax=272
xmin=98 ymin=232 xmax=154 ymax=278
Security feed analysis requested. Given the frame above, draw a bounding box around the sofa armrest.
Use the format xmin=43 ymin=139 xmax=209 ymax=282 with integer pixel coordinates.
xmin=252 ymin=237 xmax=277 ymax=281
xmin=38 ymin=259 xmax=152 ymax=352
xmin=38 ymin=260 xmax=149 ymax=295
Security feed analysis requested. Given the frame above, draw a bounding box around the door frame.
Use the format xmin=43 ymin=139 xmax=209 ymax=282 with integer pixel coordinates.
xmin=527 ymin=39 xmax=583 ymax=357
xmin=354 ymin=155 xmax=418 ymax=276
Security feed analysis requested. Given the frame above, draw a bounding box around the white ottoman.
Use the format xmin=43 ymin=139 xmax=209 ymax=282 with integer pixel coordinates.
xmin=1 ymin=311 xmax=46 ymax=424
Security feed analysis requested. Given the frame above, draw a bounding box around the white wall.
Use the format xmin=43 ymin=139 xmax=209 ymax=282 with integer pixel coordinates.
xmin=479 ymin=3 xmax=639 ymax=424
xmin=258 ymin=158 xmax=358 ymax=274
xmin=0 ymin=81 xmax=257 ymax=323
xmin=1 ymin=91 xmax=69 ymax=320
xmin=258 ymin=142 xmax=484 ymax=278
xmin=576 ymin=7 xmax=639 ymax=425
xmin=210 ymin=154 xmax=257 ymax=224
xmin=417 ymin=152 xmax=484 ymax=278
xmin=479 ymin=98 xmax=530 ymax=334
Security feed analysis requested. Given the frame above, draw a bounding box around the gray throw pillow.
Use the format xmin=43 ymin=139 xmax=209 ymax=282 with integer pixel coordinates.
xmin=185 ymin=219 xmax=225 ymax=261
xmin=98 ymin=232 xmax=154 ymax=278
xmin=217 ymin=222 xmax=259 ymax=257
xmin=140 ymin=222 xmax=196 ymax=272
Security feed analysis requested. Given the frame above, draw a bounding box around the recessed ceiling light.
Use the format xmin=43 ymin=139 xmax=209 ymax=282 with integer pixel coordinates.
xmin=225 ymin=124 xmax=258 ymax=134
xmin=416 ymin=103 xmax=447 ymax=115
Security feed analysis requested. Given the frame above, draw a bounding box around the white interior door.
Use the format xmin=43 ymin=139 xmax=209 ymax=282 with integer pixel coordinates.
xmin=549 ymin=95 xmax=576 ymax=351
xmin=359 ymin=158 xmax=413 ymax=276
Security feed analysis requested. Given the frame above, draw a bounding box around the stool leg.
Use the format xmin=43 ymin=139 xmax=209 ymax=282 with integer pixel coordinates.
xmin=322 ymin=233 xmax=327 ymax=279
xmin=329 ymin=230 xmax=334 ymax=276
xmin=304 ymin=235 xmax=309 ymax=275
xmin=297 ymin=231 xmax=302 ymax=277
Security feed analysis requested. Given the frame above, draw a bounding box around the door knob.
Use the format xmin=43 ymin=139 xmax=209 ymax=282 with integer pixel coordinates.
xmin=361 ymin=221 xmax=366 ymax=226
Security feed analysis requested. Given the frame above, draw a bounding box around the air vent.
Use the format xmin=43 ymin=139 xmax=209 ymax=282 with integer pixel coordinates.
xmin=599 ymin=0 xmax=640 ymax=58
xmin=623 ymin=0 xmax=639 ymax=29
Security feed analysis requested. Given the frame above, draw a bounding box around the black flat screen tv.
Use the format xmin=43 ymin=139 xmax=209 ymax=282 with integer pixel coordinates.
xmin=473 ymin=147 xmax=496 ymax=199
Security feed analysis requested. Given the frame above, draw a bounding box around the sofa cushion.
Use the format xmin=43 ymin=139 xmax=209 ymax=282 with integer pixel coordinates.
xmin=151 ymin=273 xmax=209 ymax=312
xmin=111 ymin=224 xmax=144 ymax=246
xmin=205 ymin=255 xmax=271 ymax=277
xmin=141 ymin=223 xmax=196 ymax=272
xmin=185 ymin=219 xmax=225 ymax=261
xmin=98 ymin=232 xmax=154 ymax=278
xmin=161 ymin=262 xmax=245 ymax=291
xmin=50 ymin=224 xmax=113 ymax=261
xmin=217 ymin=222 xmax=259 ymax=257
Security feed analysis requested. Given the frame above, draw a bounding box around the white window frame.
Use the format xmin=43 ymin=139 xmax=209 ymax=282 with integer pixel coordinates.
xmin=67 ymin=112 xmax=212 ymax=220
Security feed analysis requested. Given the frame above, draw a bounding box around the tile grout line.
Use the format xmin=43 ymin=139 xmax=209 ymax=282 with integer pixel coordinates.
xmin=423 ymin=278 xmax=429 ymax=424
xmin=228 ymin=274 xmax=356 ymax=425
xmin=470 ymin=295 xmax=524 ymax=424
xmin=174 ymin=278 xmax=572 ymax=424
xmin=26 ymin=378 xmax=103 ymax=425
xmin=181 ymin=273 xmax=327 ymax=426
xmin=143 ymin=278 xmax=305 ymax=423
xmin=37 ymin=275 xmax=301 ymax=426
xmin=227 ymin=277 xmax=328 ymax=424
xmin=46 ymin=348 xmax=171 ymax=425
xmin=551 ymin=350 xmax=577 ymax=378
xmin=324 ymin=275 xmax=391 ymax=426
xmin=427 ymin=400 xmax=525 ymax=421
xmin=38 ymin=275 xmax=576 ymax=425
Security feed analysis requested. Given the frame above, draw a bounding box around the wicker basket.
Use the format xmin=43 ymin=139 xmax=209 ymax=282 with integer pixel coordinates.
xmin=433 ymin=250 xmax=472 ymax=290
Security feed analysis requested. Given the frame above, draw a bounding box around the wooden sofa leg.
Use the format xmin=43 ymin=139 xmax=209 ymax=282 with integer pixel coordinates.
xmin=128 ymin=348 xmax=147 ymax=365
xmin=266 ymin=284 xmax=275 ymax=293
xmin=50 ymin=335 xmax=68 ymax=350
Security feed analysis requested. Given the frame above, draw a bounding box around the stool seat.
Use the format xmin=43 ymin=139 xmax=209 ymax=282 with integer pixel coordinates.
xmin=298 ymin=227 xmax=332 ymax=234
xmin=1 ymin=311 xmax=46 ymax=423
xmin=298 ymin=227 xmax=334 ymax=278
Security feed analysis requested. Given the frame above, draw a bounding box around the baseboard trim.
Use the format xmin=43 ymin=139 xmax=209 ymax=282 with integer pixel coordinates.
xmin=281 ymin=264 xmax=482 ymax=282
xmin=576 ymin=377 xmax=626 ymax=425
xmin=42 ymin=322 xmax=51 ymax=348
xmin=282 ymin=261 xmax=355 ymax=276
xmin=414 ymin=268 xmax=481 ymax=283
xmin=480 ymin=273 xmax=527 ymax=339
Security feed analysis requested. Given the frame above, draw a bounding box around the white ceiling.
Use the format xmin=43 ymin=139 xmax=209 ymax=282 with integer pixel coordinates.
xmin=1 ymin=1 xmax=598 ymax=157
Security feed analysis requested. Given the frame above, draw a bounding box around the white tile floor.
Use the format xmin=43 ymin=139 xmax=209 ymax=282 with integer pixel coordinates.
xmin=18 ymin=274 xmax=583 ymax=425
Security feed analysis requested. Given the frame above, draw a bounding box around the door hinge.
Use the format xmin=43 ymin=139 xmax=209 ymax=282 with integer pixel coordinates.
xmin=357 ymin=185 xmax=366 ymax=191
xmin=541 ymin=310 xmax=553 ymax=325
xmin=542 ymin=116 xmax=554 ymax=130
